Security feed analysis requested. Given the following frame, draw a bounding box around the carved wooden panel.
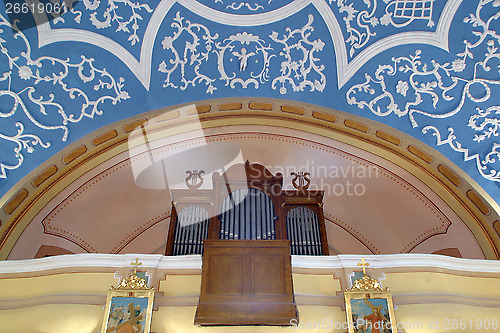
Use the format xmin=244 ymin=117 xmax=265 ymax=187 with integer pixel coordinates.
xmin=208 ymin=255 xmax=244 ymax=296
xmin=195 ymin=239 xmax=297 ymax=326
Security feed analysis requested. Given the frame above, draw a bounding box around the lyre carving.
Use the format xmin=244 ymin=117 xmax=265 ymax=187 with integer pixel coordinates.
xmin=185 ymin=170 xmax=205 ymax=189
xmin=291 ymin=171 xmax=310 ymax=190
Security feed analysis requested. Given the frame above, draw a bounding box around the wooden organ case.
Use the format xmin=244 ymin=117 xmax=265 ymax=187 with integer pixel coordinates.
xmin=165 ymin=162 xmax=329 ymax=325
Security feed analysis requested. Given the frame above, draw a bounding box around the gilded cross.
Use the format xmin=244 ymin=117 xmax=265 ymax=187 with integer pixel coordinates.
xmin=130 ymin=258 xmax=142 ymax=275
xmin=358 ymin=258 xmax=369 ymax=275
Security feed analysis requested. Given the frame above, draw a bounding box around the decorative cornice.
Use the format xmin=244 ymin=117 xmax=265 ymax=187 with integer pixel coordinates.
xmin=1 ymin=291 xmax=498 ymax=311
xmin=1 ymin=253 xmax=500 ymax=275
xmin=293 ymin=254 xmax=500 ymax=274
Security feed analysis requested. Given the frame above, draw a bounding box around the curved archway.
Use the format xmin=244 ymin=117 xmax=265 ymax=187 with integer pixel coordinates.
xmin=1 ymin=98 xmax=499 ymax=259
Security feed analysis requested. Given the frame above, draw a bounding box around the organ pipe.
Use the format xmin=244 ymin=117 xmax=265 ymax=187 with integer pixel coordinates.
xmin=286 ymin=207 xmax=322 ymax=255
xmin=219 ymin=188 xmax=276 ymax=240
xmin=170 ymin=192 xmax=323 ymax=256
xmin=172 ymin=206 xmax=209 ymax=256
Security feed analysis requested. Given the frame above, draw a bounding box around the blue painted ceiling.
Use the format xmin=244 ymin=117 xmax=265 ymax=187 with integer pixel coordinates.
xmin=1 ymin=0 xmax=500 ymax=202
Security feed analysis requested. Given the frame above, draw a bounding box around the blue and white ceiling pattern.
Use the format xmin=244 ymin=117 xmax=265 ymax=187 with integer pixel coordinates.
xmin=1 ymin=0 xmax=500 ymax=201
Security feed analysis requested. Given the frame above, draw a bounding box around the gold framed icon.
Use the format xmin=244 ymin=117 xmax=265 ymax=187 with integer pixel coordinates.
xmin=100 ymin=259 xmax=154 ymax=333
xmin=344 ymin=259 xmax=397 ymax=333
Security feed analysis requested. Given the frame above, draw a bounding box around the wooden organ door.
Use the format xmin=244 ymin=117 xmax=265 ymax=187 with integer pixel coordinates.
xmin=165 ymin=162 xmax=329 ymax=325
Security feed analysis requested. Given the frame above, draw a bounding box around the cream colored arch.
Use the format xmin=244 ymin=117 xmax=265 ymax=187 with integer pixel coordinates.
xmin=0 ymin=98 xmax=499 ymax=259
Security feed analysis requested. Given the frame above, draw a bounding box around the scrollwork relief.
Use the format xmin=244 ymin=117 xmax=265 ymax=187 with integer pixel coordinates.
xmin=0 ymin=14 xmax=129 ymax=178
xmin=157 ymin=12 xmax=325 ymax=94
xmin=329 ymin=0 xmax=436 ymax=58
xmin=346 ymin=0 xmax=500 ymax=183
xmin=270 ymin=14 xmax=326 ymax=94
xmin=59 ymin=0 xmax=154 ymax=45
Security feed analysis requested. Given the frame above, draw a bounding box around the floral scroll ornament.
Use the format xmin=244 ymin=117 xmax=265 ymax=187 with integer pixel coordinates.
xmin=345 ymin=46 xmax=500 ymax=181
xmin=329 ymin=0 xmax=435 ymax=58
xmin=214 ymin=0 xmax=271 ymax=12
xmin=423 ymin=126 xmax=500 ymax=183
xmin=346 ymin=0 xmax=500 ymax=183
xmin=0 ymin=14 xmax=129 ymax=179
xmin=270 ymin=14 xmax=326 ymax=94
xmin=469 ymin=106 xmax=500 ymax=143
xmin=63 ymin=0 xmax=153 ymax=45
xmin=346 ymin=49 xmax=475 ymax=128
xmin=158 ymin=12 xmax=325 ymax=95
xmin=158 ymin=12 xmax=218 ymax=94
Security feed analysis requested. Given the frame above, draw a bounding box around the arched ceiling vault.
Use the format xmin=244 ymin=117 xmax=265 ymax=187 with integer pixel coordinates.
xmin=1 ymin=98 xmax=499 ymax=259
xmin=2 ymin=1 xmax=500 ymax=258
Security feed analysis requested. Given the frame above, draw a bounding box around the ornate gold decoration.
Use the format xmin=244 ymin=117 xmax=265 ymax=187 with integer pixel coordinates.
xmin=348 ymin=258 xmax=387 ymax=291
xmin=113 ymin=258 xmax=152 ymax=290
xmin=101 ymin=258 xmax=155 ymax=333
xmin=291 ymin=171 xmax=311 ymax=190
xmin=186 ymin=170 xmax=205 ymax=189
xmin=350 ymin=275 xmax=385 ymax=291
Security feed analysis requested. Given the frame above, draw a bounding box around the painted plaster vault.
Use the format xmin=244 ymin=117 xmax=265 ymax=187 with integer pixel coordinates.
xmin=2 ymin=2 xmax=500 ymax=332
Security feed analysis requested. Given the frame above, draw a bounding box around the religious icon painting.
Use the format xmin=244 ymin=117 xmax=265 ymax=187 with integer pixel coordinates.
xmin=344 ymin=259 xmax=397 ymax=333
xmin=100 ymin=259 xmax=154 ymax=333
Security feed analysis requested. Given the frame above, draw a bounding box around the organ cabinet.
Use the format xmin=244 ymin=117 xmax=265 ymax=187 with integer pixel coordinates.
xmin=165 ymin=161 xmax=329 ymax=256
xmin=165 ymin=161 xmax=328 ymax=325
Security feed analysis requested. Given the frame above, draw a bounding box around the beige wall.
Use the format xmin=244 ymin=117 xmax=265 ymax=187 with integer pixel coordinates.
xmin=1 ymin=254 xmax=499 ymax=332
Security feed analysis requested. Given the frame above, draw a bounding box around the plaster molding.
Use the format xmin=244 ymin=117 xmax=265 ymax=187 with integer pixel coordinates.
xmin=293 ymin=254 xmax=500 ymax=274
xmin=2 ymin=291 xmax=499 ymax=310
xmin=2 ymin=253 xmax=500 ymax=275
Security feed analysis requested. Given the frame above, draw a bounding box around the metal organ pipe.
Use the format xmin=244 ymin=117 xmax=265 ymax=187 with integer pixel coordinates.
xmin=303 ymin=208 xmax=313 ymax=255
xmin=173 ymin=206 xmax=209 ymax=256
xmin=286 ymin=206 xmax=322 ymax=255
xmin=172 ymin=193 xmax=323 ymax=256
xmin=186 ymin=211 xmax=193 ymax=255
xmin=310 ymin=210 xmax=321 ymax=255
xmin=219 ymin=188 xmax=275 ymax=241
xmin=297 ymin=210 xmax=304 ymax=255
xmin=287 ymin=209 xmax=294 ymax=253
xmin=251 ymin=189 xmax=254 ymax=239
